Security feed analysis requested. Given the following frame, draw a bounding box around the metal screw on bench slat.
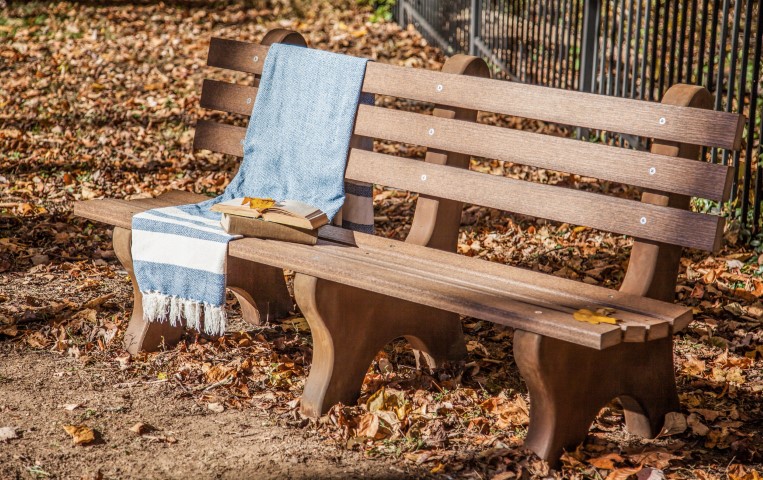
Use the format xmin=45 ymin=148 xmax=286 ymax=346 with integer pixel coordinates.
xmin=659 ymin=117 xmax=666 ymax=125
xmin=534 ymin=310 xmax=542 ymax=314
xmin=246 ymin=97 xmax=252 ymax=105
xmin=640 ymin=217 xmax=647 ymax=225
xmin=649 ymin=167 xmax=656 ymax=175
xmin=428 ymin=128 xmax=435 ymax=136
xmin=253 ymin=55 xmax=259 ymax=62
xmin=420 ymin=174 xmax=427 ymax=181
xmin=436 ymin=84 xmax=443 ymax=92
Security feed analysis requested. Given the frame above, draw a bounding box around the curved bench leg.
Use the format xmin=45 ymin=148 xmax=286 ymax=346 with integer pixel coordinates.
xmin=295 ymin=274 xmax=465 ymax=418
xmin=114 ymin=227 xmax=184 ymax=355
xmin=513 ymin=331 xmax=680 ymax=467
xmin=227 ymin=257 xmax=292 ymax=326
xmin=619 ymin=336 xmax=680 ymax=438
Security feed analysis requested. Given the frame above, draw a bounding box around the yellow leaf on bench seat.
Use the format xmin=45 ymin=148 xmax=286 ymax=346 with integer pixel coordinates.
xmin=573 ymin=308 xmax=619 ymax=325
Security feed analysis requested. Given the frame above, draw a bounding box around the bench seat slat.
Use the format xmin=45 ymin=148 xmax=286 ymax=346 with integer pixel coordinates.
xmin=199 ymin=79 xmax=732 ymax=201
xmin=207 ymin=38 xmax=744 ymax=150
xmin=227 ymin=236 xmax=625 ymax=350
xmin=75 ymin=192 xmax=690 ymax=350
xmin=347 ymin=149 xmax=723 ymax=251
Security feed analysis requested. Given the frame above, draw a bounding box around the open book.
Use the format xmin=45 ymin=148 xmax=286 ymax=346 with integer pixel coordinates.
xmin=211 ymin=198 xmax=328 ymax=230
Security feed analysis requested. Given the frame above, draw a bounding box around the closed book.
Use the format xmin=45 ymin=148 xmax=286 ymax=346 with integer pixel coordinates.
xmin=221 ymin=214 xmax=318 ymax=245
xmin=211 ymin=198 xmax=328 ymax=230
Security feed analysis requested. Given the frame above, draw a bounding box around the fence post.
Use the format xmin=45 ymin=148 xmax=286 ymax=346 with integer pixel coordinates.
xmin=469 ymin=0 xmax=479 ymax=56
xmin=579 ymin=0 xmax=601 ymax=93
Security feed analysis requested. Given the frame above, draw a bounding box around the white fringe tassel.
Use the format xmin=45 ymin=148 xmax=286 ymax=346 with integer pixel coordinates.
xmin=141 ymin=291 xmax=226 ymax=336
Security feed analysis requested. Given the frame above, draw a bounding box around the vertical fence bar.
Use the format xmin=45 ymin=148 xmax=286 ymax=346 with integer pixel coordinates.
xmin=687 ymin=0 xmax=698 ymax=84
xmin=676 ymin=0 xmax=689 ymax=83
xmin=648 ymin=0 xmax=660 ymax=100
xmin=657 ymin=0 xmax=670 ymax=97
xmin=614 ymin=0 xmax=625 ymax=97
xmin=723 ymin=0 xmax=742 ymax=171
xmin=639 ymin=0 xmax=651 ymax=99
xmin=746 ymin=2 xmax=763 ymax=230
xmin=469 ymin=0 xmax=478 ymax=55
xmin=711 ymin=0 xmax=730 ymax=164
xmin=598 ymin=0 xmax=610 ymax=94
xmin=630 ymin=0 xmax=642 ymax=97
xmin=667 ymin=0 xmax=679 ymax=87
xmin=621 ymin=0 xmax=633 ymax=97
xmin=580 ymin=0 xmax=601 ymax=94
xmin=735 ymin=0 xmax=754 ymax=217
xmin=572 ymin=0 xmax=582 ymax=89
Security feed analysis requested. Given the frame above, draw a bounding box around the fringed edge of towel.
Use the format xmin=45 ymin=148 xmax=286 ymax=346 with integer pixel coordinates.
xmin=141 ymin=291 xmax=226 ymax=336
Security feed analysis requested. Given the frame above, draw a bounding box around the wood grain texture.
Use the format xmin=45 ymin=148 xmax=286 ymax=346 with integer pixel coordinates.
xmin=206 ymin=40 xmax=744 ymax=149
xmin=295 ymin=275 xmax=465 ymax=417
xmin=317 ymin=227 xmax=688 ymax=334
xmin=514 ymin=332 xmax=680 ymax=466
xmin=347 ymin=149 xmax=723 ymax=251
xmin=406 ymin=54 xmax=490 ymax=251
xmin=189 ymin=121 xmax=724 ymax=251
xmin=622 ymin=85 xmax=719 ymax=299
xmin=197 ymin=79 xmax=731 ymax=201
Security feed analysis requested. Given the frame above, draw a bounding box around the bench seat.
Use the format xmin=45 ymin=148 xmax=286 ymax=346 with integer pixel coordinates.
xmin=75 ymin=190 xmax=691 ymax=351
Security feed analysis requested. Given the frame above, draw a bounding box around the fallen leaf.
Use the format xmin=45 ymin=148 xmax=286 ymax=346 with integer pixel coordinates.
xmin=207 ymin=402 xmax=225 ymax=413
xmin=573 ymin=308 xmax=619 ymax=325
xmin=588 ymin=453 xmax=624 ymax=470
xmin=63 ymin=424 xmax=95 ymax=445
xmin=129 ymin=422 xmax=149 ymax=435
xmin=657 ymin=412 xmax=687 ymax=437
xmin=606 ymin=466 xmax=643 ymax=480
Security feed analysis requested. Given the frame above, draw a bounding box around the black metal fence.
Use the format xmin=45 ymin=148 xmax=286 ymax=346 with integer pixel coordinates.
xmin=395 ymin=0 xmax=763 ymax=235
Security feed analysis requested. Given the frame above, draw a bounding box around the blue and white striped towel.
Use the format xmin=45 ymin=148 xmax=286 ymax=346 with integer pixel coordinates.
xmin=130 ymin=43 xmax=369 ymax=335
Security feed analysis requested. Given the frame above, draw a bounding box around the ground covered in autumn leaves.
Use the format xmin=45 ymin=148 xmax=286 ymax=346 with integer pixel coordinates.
xmin=1 ymin=1 xmax=762 ymax=479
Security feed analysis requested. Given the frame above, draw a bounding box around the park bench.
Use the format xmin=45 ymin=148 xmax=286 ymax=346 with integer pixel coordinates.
xmin=74 ymin=28 xmax=745 ymax=464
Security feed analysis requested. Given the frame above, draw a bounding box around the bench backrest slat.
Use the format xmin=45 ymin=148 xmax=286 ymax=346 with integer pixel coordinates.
xmin=207 ymin=38 xmax=744 ymax=150
xmin=346 ymin=149 xmax=723 ymax=251
xmin=199 ymin=78 xmax=732 ymax=202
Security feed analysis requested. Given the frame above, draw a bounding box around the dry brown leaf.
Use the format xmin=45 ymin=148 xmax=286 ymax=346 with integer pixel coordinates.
xmin=588 ymin=453 xmax=624 ymax=470
xmin=63 ymin=424 xmax=95 ymax=445
xmin=605 ymin=466 xmax=643 ymax=480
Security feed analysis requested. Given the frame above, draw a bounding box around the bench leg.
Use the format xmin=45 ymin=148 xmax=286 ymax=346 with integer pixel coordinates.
xmin=227 ymin=257 xmax=292 ymax=326
xmin=295 ymin=274 xmax=465 ymax=418
xmin=114 ymin=227 xmax=184 ymax=355
xmin=513 ymin=331 xmax=680 ymax=467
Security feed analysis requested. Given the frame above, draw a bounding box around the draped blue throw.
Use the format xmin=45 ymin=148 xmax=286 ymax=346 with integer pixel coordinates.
xmin=130 ymin=43 xmax=369 ymax=335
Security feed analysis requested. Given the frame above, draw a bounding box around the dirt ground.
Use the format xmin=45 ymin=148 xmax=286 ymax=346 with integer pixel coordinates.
xmin=0 ymin=349 xmax=425 ymax=480
xmin=2 ymin=1 xmax=763 ymax=479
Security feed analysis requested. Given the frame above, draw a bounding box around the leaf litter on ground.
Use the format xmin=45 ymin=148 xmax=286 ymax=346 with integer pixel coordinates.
xmin=0 ymin=0 xmax=761 ymax=478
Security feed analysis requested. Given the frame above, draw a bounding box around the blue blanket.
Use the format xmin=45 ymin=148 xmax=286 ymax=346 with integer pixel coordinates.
xmin=130 ymin=43 xmax=369 ymax=335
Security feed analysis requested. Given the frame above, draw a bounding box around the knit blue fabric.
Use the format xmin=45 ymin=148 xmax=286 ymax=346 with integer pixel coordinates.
xmin=235 ymin=43 xmax=369 ymax=219
xmin=130 ymin=43 xmax=369 ymax=335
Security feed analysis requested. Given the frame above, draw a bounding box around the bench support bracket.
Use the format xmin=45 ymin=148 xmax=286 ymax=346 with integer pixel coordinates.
xmin=296 ymin=275 xmax=466 ymax=418
xmin=514 ymin=330 xmax=678 ymax=466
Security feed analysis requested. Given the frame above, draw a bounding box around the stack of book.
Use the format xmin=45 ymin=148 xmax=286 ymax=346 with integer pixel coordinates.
xmin=211 ymin=197 xmax=328 ymax=245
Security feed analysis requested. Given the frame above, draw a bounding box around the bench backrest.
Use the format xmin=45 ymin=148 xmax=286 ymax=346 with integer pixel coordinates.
xmin=195 ymin=35 xmax=745 ymax=253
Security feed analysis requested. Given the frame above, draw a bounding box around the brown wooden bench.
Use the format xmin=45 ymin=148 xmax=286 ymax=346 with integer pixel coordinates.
xmin=74 ymin=28 xmax=745 ymax=465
